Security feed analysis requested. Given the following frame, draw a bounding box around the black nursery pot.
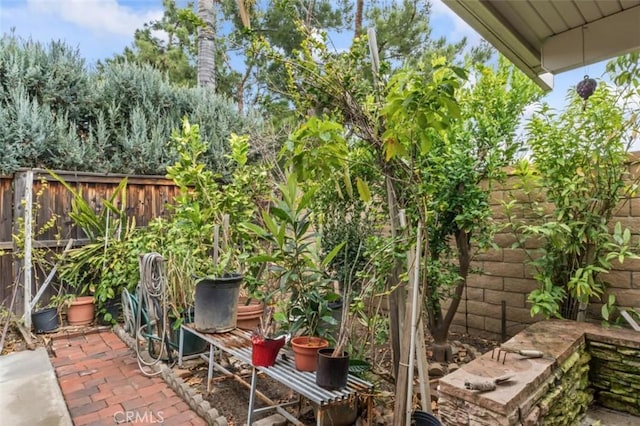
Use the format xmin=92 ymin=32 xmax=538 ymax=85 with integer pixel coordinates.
xmin=98 ymin=298 xmax=122 ymax=325
xmin=411 ymin=410 xmax=441 ymax=426
xmin=194 ymin=274 xmax=242 ymax=333
xmin=169 ymin=308 xmax=207 ymax=355
xmin=32 ymin=307 xmax=59 ymax=333
xmin=315 ymin=348 xmax=349 ymax=390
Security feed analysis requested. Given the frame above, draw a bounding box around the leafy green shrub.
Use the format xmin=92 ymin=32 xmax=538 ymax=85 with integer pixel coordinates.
xmin=55 ymin=174 xmax=143 ymax=323
xmin=0 ymin=34 xmax=266 ymax=176
xmin=506 ymin=55 xmax=640 ymax=320
xmin=243 ymin=173 xmax=344 ymax=337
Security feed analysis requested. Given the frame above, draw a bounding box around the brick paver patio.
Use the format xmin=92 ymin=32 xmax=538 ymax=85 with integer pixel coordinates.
xmin=51 ymin=330 xmax=207 ymax=425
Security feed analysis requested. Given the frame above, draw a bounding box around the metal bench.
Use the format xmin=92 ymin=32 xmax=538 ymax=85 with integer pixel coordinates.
xmin=178 ymin=324 xmax=373 ymax=425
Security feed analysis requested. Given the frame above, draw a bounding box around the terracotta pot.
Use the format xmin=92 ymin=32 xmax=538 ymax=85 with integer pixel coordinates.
xmin=67 ymin=296 xmax=95 ymax=326
xmin=290 ymin=336 xmax=329 ymax=372
xmin=237 ymin=298 xmax=265 ymax=331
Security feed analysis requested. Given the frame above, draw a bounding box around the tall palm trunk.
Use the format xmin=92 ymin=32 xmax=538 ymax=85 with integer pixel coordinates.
xmin=354 ymin=0 xmax=364 ymax=36
xmin=197 ymin=0 xmax=216 ymax=89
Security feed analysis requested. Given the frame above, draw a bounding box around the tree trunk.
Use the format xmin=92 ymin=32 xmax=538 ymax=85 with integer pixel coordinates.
xmin=429 ymin=227 xmax=471 ymax=362
xmin=354 ymin=0 xmax=364 ymax=36
xmin=237 ymin=81 xmax=244 ymax=113
xmin=197 ymin=0 xmax=216 ymax=89
xmin=306 ymin=0 xmax=316 ymax=27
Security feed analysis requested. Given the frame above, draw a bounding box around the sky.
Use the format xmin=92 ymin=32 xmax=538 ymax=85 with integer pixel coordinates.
xmin=0 ymin=0 xmax=610 ymax=111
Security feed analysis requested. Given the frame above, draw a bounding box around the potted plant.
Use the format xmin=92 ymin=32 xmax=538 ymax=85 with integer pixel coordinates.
xmin=244 ymin=173 xmax=344 ymax=371
xmin=250 ymin=307 xmax=287 ymax=367
xmin=32 ymin=304 xmax=59 ymax=333
xmin=316 ymin=290 xmax=352 ymax=389
xmin=237 ymin=268 xmax=267 ymax=331
xmin=162 ymin=122 xmax=271 ymax=334
xmin=192 ymin=217 xmax=246 ymax=333
xmin=66 ymin=294 xmax=96 ymax=326
xmin=31 ymin=293 xmax=73 ymax=333
xmin=53 ymin=172 xmax=139 ymax=325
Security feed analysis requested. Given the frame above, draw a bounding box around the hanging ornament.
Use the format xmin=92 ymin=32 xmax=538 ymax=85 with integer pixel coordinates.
xmin=576 ymin=75 xmax=597 ymax=111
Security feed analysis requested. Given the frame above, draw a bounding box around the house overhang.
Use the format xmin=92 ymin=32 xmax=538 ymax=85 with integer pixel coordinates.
xmin=442 ymin=0 xmax=640 ymax=91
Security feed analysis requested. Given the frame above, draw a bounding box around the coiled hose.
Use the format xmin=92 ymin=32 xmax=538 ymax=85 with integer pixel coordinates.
xmin=135 ymin=252 xmax=171 ymax=376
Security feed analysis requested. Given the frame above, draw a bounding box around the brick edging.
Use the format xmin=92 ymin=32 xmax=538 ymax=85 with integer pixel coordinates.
xmin=113 ymin=325 xmax=228 ymax=426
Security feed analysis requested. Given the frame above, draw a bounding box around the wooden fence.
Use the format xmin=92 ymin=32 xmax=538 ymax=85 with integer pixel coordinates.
xmin=0 ymin=169 xmax=180 ymax=324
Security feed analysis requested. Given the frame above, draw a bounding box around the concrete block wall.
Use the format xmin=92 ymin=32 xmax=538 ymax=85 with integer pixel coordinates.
xmin=448 ymin=161 xmax=640 ymax=341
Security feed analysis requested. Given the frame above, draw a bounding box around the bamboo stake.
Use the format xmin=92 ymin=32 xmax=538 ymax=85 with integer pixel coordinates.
xmin=417 ymin=229 xmax=432 ymax=413
xmin=213 ymin=224 xmax=220 ymax=267
xmin=222 ymin=213 xmax=230 ymax=251
xmin=416 ymin=316 xmax=431 ymax=412
xmin=393 ymin=223 xmax=421 ymax=426
xmin=405 ymin=224 xmax=422 ymax=425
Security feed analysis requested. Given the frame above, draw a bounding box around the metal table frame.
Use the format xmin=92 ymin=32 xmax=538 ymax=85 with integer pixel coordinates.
xmin=178 ymin=324 xmax=373 ymax=425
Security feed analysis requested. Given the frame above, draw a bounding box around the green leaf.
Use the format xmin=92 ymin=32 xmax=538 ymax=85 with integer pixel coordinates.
xmin=322 ymin=241 xmax=346 ymax=267
xmin=384 ymin=137 xmax=405 ymax=161
xmin=348 ymin=359 xmax=371 ymax=374
xmin=601 ymin=304 xmax=610 ymax=320
xmin=240 ymin=222 xmax=268 ymax=237
xmin=356 ymin=177 xmax=371 ymax=202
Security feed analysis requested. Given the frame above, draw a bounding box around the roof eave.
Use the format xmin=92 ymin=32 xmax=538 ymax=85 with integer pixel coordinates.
xmin=442 ymin=0 xmax=553 ymax=91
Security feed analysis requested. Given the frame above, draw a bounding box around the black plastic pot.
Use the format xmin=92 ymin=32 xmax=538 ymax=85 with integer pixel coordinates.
xmin=169 ymin=308 xmax=207 ymax=355
xmin=316 ymin=348 xmax=349 ymax=390
xmin=194 ymin=274 xmax=243 ymax=333
xmin=411 ymin=410 xmax=441 ymax=426
xmin=32 ymin=307 xmax=59 ymax=333
xmin=98 ymin=298 xmax=122 ymax=325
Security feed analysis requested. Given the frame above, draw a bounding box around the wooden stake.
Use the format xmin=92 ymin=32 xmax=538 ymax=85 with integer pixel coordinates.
xmin=394 ymin=224 xmax=422 ymax=426
xmin=22 ymin=170 xmax=34 ymax=329
xmin=213 ymin=224 xmax=220 ymax=267
xmin=405 ymin=224 xmax=422 ymax=425
xmin=15 ymin=320 xmax=35 ymax=350
xmin=416 ymin=316 xmax=431 ymax=412
xmin=0 ymin=277 xmax=19 ymax=353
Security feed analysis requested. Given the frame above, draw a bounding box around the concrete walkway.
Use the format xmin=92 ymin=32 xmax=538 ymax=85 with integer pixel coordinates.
xmin=0 ymin=347 xmax=72 ymax=426
xmin=51 ymin=330 xmax=207 ymax=425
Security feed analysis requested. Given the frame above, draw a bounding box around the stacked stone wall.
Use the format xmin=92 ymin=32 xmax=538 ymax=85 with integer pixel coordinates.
xmin=536 ymin=349 xmax=592 ymax=425
xmin=588 ymin=340 xmax=640 ymax=416
xmin=437 ymin=321 xmax=640 ymax=425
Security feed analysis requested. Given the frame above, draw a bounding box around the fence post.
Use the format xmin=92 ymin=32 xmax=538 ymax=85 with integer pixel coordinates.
xmin=12 ymin=170 xmax=33 ymax=327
